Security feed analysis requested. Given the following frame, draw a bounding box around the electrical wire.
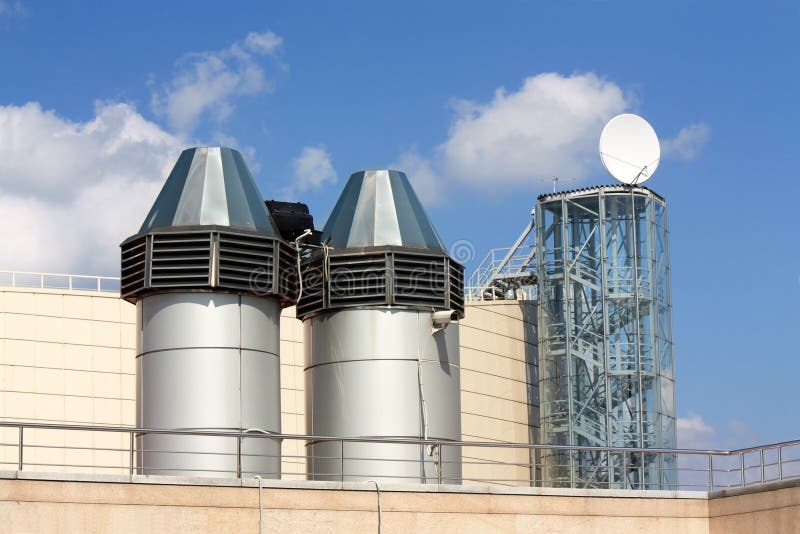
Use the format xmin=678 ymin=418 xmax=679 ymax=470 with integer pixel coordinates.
xmin=253 ymin=475 xmax=263 ymax=534
xmin=365 ymin=480 xmax=382 ymax=534
xmin=293 ymin=229 xmax=313 ymax=302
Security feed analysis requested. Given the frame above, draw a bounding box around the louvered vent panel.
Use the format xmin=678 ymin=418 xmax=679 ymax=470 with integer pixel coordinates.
xmin=449 ymin=260 xmax=465 ymax=314
xmin=296 ymin=257 xmax=324 ymax=318
xmin=150 ymin=233 xmax=211 ymax=287
xmin=393 ymin=253 xmax=447 ymax=308
xmin=295 ymin=250 xmax=465 ymax=320
xmin=328 ymin=255 xmax=386 ymax=308
xmin=218 ymin=234 xmax=274 ymax=292
xmin=277 ymin=241 xmax=299 ymax=301
xmin=121 ymin=235 xmax=147 ymax=299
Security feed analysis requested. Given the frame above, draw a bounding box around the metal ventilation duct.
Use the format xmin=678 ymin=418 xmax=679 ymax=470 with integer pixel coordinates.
xmin=299 ymin=169 xmax=464 ymax=484
xmin=297 ymin=170 xmax=463 ymax=319
xmin=121 ymin=147 xmax=297 ymax=478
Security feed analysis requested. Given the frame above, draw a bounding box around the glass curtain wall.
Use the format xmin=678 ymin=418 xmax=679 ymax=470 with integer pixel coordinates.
xmin=536 ymin=187 xmax=675 ymax=489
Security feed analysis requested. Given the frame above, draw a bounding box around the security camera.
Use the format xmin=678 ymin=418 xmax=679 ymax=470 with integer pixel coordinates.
xmin=432 ymin=310 xmax=459 ymax=330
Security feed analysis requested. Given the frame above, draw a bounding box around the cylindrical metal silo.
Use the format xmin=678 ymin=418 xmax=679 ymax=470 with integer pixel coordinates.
xmin=297 ymin=170 xmax=465 ymax=484
xmin=120 ymin=147 xmax=297 ymax=478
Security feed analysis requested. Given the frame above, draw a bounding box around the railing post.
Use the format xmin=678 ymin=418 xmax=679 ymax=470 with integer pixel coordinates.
xmin=69 ymin=275 xmax=73 ymax=290
xmin=17 ymin=425 xmax=24 ymax=471
xmin=437 ymin=444 xmax=443 ymax=487
xmin=129 ymin=431 xmax=135 ymax=476
xmin=760 ymin=449 xmax=765 ymax=484
xmin=778 ymin=447 xmax=783 ymax=480
xmin=17 ymin=426 xmax=24 ymax=471
xmin=708 ymin=455 xmax=713 ymax=492
xmin=622 ymin=450 xmax=627 ymax=489
xmin=236 ymin=435 xmax=242 ymax=478
xmin=340 ymin=440 xmax=344 ymax=483
xmin=740 ymin=452 xmax=745 ymax=487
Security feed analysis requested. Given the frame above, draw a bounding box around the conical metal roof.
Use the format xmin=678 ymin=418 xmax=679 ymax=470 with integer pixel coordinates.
xmin=138 ymin=147 xmax=277 ymax=235
xmin=322 ymin=170 xmax=445 ymax=252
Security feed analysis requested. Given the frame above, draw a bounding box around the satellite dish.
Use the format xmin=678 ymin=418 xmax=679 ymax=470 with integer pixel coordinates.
xmin=599 ymin=113 xmax=660 ymax=185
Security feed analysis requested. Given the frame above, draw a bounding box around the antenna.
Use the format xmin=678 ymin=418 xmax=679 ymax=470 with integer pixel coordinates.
xmin=551 ymin=176 xmax=576 ymax=193
xmin=599 ymin=114 xmax=661 ymax=185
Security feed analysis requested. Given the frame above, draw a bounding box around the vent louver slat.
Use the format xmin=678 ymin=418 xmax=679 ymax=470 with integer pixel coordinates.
xmin=449 ymin=261 xmax=465 ymax=314
xmin=277 ymin=241 xmax=299 ymax=301
xmin=218 ymin=234 xmax=275 ymax=292
xmin=296 ymin=257 xmax=324 ymax=317
xmin=328 ymin=255 xmax=386 ymax=307
xmin=150 ymin=233 xmax=211 ymax=287
xmin=120 ymin=235 xmax=147 ymax=298
xmin=393 ymin=253 xmax=447 ymax=308
xmin=121 ymin=229 xmax=298 ymax=304
xmin=296 ymin=250 xmax=465 ymax=319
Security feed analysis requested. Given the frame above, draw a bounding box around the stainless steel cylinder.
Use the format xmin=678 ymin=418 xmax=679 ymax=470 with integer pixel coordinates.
xmin=136 ymin=292 xmax=281 ymax=477
xmin=304 ymin=308 xmax=462 ymax=483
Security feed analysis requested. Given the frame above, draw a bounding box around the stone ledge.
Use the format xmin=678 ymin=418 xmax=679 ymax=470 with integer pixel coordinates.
xmin=708 ymin=476 xmax=800 ymax=499
xmin=0 ymin=470 xmax=709 ymax=499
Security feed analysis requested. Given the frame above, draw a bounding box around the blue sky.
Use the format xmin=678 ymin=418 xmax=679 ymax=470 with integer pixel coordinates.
xmin=0 ymin=1 xmax=797 ymax=449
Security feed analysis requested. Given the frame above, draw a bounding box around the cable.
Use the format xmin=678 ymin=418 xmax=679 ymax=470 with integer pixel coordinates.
xmin=244 ymin=429 xmax=276 ymax=534
xmin=417 ymin=353 xmax=429 ymax=443
xmin=293 ymin=229 xmax=313 ymax=302
xmin=253 ymin=475 xmax=263 ymax=534
xmin=418 ymin=313 xmax=439 ymax=483
xmin=365 ymin=480 xmax=382 ymax=534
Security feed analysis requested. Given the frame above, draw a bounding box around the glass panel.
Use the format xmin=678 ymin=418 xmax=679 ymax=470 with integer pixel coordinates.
xmin=537 ymin=190 xmax=675 ymax=488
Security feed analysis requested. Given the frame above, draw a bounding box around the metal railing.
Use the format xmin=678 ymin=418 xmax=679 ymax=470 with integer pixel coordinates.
xmin=0 ymin=271 xmax=121 ymax=293
xmin=466 ymin=245 xmax=537 ymax=302
xmin=1 ymin=421 xmax=798 ymax=492
xmin=464 ymin=286 xmax=536 ymax=302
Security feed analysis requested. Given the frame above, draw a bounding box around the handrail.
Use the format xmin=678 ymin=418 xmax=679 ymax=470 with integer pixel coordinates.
xmin=0 ymin=270 xmax=120 ymax=293
xmin=2 ymin=420 xmax=797 ymax=492
xmin=464 ymin=286 xmax=536 ymax=302
xmin=1 ymin=420 xmax=797 ymax=457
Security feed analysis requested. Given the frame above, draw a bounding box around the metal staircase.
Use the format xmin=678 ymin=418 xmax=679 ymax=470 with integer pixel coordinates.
xmin=466 ymin=209 xmax=538 ymax=301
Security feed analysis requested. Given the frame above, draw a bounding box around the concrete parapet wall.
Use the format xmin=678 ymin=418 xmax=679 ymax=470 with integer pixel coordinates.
xmin=2 ymin=473 xmax=798 ymax=532
xmin=0 ymin=474 xmax=710 ymax=533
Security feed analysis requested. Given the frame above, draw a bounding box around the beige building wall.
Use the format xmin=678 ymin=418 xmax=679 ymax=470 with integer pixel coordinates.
xmin=1 ymin=285 xmax=539 ymax=484
xmin=458 ymin=300 xmax=538 ymax=486
xmin=278 ymin=305 xmax=306 ymax=479
xmin=0 ymin=287 xmax=136 ymax=473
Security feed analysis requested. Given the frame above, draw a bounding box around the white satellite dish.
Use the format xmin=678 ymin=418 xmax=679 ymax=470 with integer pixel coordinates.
xmin=599 ymin=113 xmax=660 ymax=185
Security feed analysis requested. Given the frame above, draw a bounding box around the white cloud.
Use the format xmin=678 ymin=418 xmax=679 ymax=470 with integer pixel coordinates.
xmin=677 ymin=412 xmax=717 ymax=449
xmin=0 ymin=102 xmax=183 ymax=275
xmin=661 ymin=123 xmax=711 ymax=160
xmin=243 ymin=31 xmax=283 ymax=54
xmin=391 ymin=149 xmax=442 ymax=204
xmin=677 ymin=412 xmax=759 ymax=451
xmin=438 ymin=72 xmax=631 ymax=187
xmin=0 ymin=1 xmax=25 ymax=16
xmin=151 ymin=31 xmax=282 ymax=133
xmin=393 ymin=73 xmax=711 ymax=199
xmin=289 ymin=145 xmax=337 ymax=194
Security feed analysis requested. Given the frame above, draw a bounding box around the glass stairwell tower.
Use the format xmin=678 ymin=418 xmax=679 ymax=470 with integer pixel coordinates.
xmin=536 ymin=185 xmax=675 ymax=489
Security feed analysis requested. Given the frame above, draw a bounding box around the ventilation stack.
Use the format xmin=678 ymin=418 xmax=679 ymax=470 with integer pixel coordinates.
xmin=120 ymin=147 xmax=297 ymax=478
xmin=297 ymin=170 xmax=465 ymax=483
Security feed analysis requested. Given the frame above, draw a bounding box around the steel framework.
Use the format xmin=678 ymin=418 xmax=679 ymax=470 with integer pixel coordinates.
xmin=466 ymin=208 xmax=537 ymax=301
xmin=536 ymin=186 xmax=675 ymax=489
